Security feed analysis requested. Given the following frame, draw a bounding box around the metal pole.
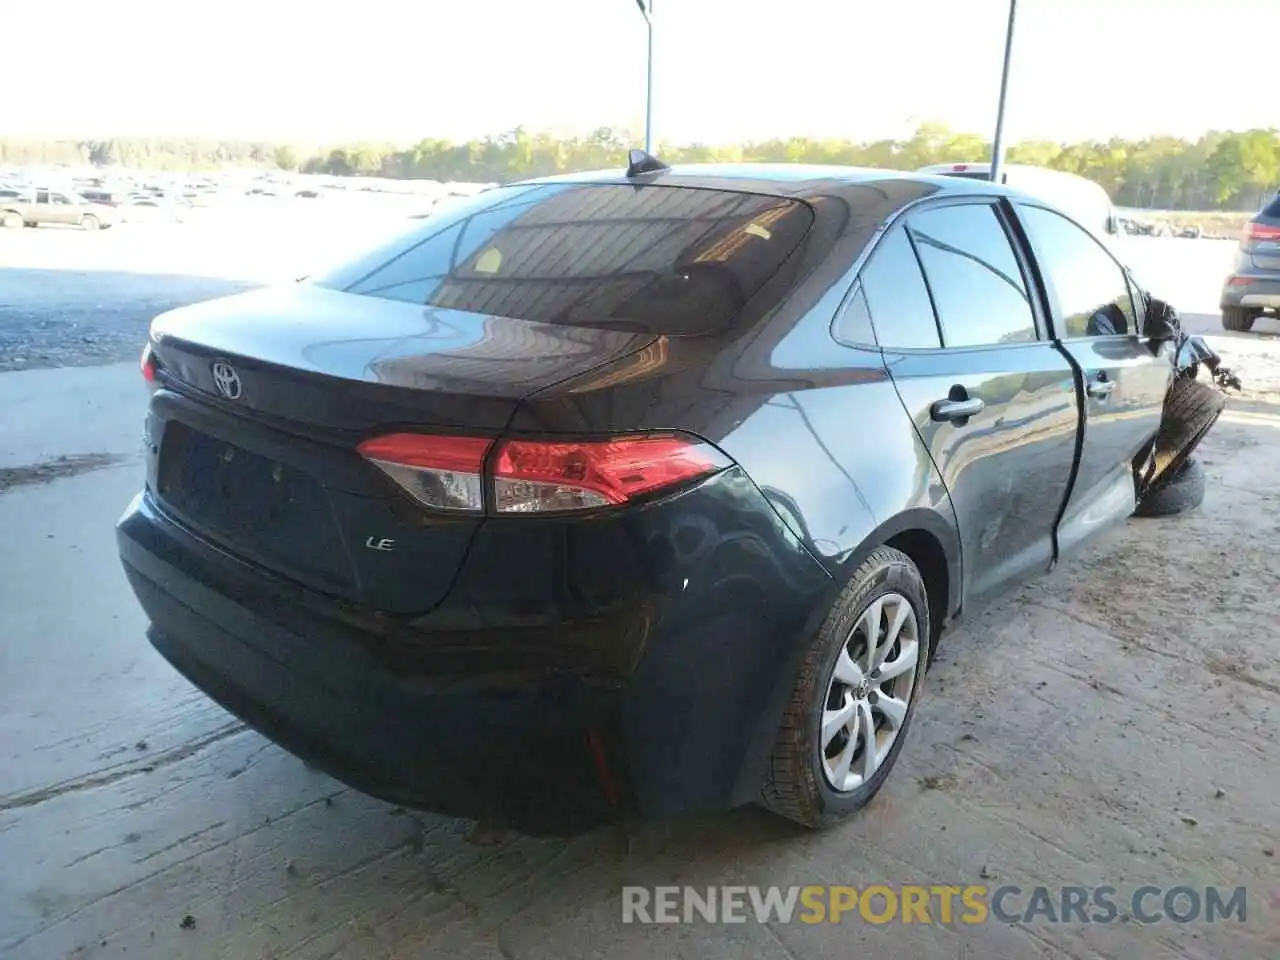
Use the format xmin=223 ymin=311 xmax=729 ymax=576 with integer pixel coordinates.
xmin=643 ymin=0 xmax=654 ymax=154
xmin=989 ymin=0 xmax=1017 ymax=183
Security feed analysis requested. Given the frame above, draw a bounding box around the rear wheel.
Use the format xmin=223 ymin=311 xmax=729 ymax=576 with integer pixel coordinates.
xmin=80 ymin=214 xmax=100 ymax=231
xmin=1 ymin=211 xmax=22 ymax=229
xmin=760 ymin=546 xmax=930 ymax=828
xmin=1222 ymin=307 xmax=1258 ymax=332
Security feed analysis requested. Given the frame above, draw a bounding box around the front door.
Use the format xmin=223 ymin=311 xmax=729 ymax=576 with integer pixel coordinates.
xmin=864 ymin=203 xmax=1081 ymax=611
xmin=1013 ymin=203 xmax=1172 ymax=555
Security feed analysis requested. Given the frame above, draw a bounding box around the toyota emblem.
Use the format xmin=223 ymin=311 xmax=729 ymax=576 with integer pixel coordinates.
xmin=211 ymin=360 xmax=242 ymax=400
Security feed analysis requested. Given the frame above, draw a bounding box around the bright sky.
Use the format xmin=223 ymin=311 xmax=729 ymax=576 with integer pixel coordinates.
xmin=7 ymin=0 xmax=1276 ymax=145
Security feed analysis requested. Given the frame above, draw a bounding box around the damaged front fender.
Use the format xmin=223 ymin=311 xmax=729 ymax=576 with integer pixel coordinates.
xmin=1179 ymin=334 xmax=1242 ymax=392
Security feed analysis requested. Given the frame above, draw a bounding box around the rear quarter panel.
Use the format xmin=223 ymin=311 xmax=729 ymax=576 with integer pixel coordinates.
xmin=510 ymin=208 xmax=963 ymax=618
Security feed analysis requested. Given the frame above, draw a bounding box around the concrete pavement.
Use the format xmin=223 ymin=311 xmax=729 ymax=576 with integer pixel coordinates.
xmin=2 ymin=360 xmax=1276 ymax=959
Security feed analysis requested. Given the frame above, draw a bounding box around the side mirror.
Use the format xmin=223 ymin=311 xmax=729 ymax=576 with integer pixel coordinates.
xmin=1143 ymin=297 xmax=1179 ymax=341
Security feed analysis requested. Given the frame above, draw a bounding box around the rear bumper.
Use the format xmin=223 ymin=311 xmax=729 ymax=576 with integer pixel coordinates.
xmin=117 ymin=475 xmax=833 ymax=833
xmin=1220 ymin=274 xmax=1280 ymax=309
xmin=120 ymin=493 xmax=617 ymax=832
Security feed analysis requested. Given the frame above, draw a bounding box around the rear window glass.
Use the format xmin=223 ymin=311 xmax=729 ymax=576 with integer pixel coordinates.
xmin=311 ymin=183 xmax=814 ymax=335
xmin=1262 ymin=194 xmax=1280 ymax=218
xmin=858 ymin=226 xmax=942 ymax=349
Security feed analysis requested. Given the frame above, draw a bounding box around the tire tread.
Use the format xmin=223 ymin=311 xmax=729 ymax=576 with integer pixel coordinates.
xmin=760 ymin=546 xmax=927 ymax=828
xmin=1222 ymin=307 xmax=1257 ymax=333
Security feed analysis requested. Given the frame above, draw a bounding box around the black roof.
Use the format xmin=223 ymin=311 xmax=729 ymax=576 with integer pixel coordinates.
xmin=517 ymin=162 xmax=1022 ymax=203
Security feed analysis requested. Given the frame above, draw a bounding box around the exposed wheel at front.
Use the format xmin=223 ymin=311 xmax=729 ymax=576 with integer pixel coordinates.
xmin=81 ymin=214 xmax=100 ymax=231
xmin=1135 ymin=457 xmax=1207 ymax=518
xmin=760 ymin=546 xmax=931 ymax=828
xmin=1 ymin=212 xmax=22 ymax=229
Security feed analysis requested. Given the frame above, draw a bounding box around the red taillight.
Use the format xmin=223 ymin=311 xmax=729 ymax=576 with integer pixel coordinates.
xmin=1245 ymin=222 xmax=1280 ymax=243
xmin=140 ymin=342 xmax=158 ymax=383
xmin=492 ymin=434 xmax=731 ymax=513
xmin=356 ymin=431 xmax=730 ymax=514
xmin=952 ymin=164 xmax=968 ymax=172
xmin=357 ymin=433 xmax=491 ymax=512
xmin=1227 ymin=276 xmax=1254 ymax=286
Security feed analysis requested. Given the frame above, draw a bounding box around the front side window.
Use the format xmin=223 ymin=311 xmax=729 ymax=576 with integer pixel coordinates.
xmin=857 ymin=225 xmax=941 ymax=350
xmin=1018 ymin=204 xmax=1135 ymax=338
xmin=907 ymin=203 xmax=1037 ymax=347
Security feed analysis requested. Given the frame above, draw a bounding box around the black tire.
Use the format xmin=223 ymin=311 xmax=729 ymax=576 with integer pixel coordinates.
xmin=1222 ymin=307 xmax=1257 ymax=332
xmin=1147 ymin=375 xmax=1225 ymax=483
xmin=760 ymin=546 xmax=931 ymax=828
xmin=0 ymin=211 xmax=22 ymax=229
xmin=1135 ymin=458 xmax=1206 ymax=518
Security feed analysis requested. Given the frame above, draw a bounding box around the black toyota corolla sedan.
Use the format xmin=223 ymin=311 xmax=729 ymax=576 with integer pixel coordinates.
xmin=118 ymin=158 xmax=1206 ymax=834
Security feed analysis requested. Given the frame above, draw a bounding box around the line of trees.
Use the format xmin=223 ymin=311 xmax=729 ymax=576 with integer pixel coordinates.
xmin=2 ymin=123 xmax=1278 ymax=211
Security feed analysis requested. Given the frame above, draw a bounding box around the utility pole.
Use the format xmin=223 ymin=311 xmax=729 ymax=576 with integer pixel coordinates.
xmin=634 ymin=0 xmax=654 ymax=153
xmin=989 ymin=0 xmax=1017 ymax=183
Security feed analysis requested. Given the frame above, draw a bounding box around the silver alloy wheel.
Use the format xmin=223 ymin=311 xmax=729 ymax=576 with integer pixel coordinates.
xmin=820 ymin=592 xmax=920 ymax=793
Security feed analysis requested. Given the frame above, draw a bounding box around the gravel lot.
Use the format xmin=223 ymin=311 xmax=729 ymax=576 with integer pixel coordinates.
xmin=0 ymin=215 xmax=1276 ymax=959
xmin=0 ymin=209 xmax=412 ymax=372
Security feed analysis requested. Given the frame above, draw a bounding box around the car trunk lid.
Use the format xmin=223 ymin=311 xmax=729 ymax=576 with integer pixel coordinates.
xmin=151 ymin=283 xmax=649 ymax=432
xmin=148 ymin=283 xmax=652 ymax=614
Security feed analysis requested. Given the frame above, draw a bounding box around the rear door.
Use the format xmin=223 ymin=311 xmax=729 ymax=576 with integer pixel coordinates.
xmin=49 ymin=192 xmax=80 ymax=225
xmin=869 ymin=200 xmax=1080 ymax=610
xmin=1013 ymin=202 xmax=1171 ymax=554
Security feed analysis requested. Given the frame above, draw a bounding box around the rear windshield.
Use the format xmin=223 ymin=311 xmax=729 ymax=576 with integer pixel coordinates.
xmin=1262 ymin=194 xmax=1280 ymax=218
xmin=311 ymin=183 xmax=814 ymax=335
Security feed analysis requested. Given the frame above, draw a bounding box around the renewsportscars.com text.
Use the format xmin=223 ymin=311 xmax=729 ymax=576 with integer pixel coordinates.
xmin=621 ymin=884 xmax=1249 ymax=925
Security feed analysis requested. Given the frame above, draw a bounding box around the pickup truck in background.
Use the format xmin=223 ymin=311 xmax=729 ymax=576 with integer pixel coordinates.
xmin=0 ymin=188 xmax=117 ymax=230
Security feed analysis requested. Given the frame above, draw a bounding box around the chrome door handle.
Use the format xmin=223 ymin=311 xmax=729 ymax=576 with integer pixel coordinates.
xmin=930 ymin=397 xmax=985 ymax=422
xmin=1087 ymin=378 xmax=1116 ymax=399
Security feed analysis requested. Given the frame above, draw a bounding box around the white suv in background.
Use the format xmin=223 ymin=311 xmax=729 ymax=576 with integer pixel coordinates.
xmin=917 ymin=162 xmax=1119 ymax=240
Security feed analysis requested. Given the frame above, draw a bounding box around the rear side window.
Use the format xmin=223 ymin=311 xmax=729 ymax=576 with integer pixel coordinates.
xmin=1018 ymin=204 xmax=1135 ymax=337
xmin=858 ymin=226 xmax=941 ymax=349
xmin=311 ymin=183 xmax=814 ymax=336
xmin=908 ymin=203 xmax=1037 ymax=347
xmin=832 ymin=286 xmax=876 ymax=346
xmin=1262 ymin=193 xmax=1280 ymax=218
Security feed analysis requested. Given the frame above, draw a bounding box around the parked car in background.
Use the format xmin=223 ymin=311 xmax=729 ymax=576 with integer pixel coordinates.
xmin=1220 ymin=192 xmax=1280 ymax=332
xmin=77 ymin=186 xmax=126 ymax=206
xmin=916 ymin=162 xmax=1119 ymax=240
xmin=0 ymin=188 xmax=116 ymax=229
xmin=118 ymin=160 xmax=1227 ymax=836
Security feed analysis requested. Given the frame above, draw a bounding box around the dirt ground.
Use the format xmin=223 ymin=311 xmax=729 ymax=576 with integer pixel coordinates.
xmin=0 ymin=228 xmax=1277 ymax=959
